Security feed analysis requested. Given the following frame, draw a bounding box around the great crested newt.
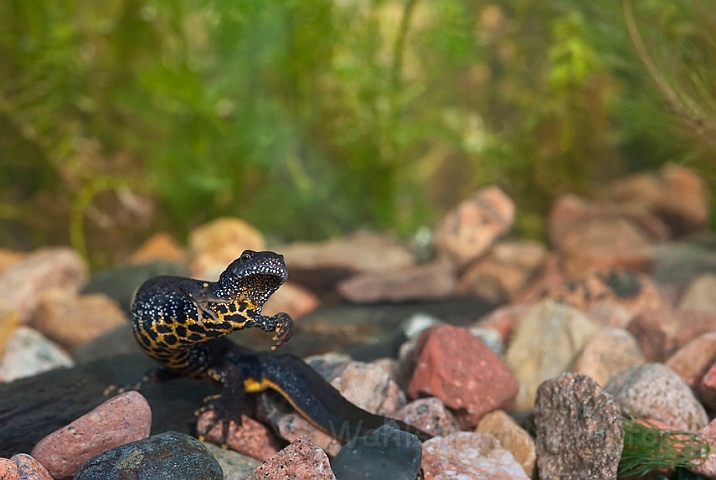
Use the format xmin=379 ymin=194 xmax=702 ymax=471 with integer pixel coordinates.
xmin=131 ymin=250 xmax=430 ymax=443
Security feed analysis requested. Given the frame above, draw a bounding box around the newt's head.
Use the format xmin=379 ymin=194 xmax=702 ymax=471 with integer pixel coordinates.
xmin=219 ymin=250 xmax=288 ymax=305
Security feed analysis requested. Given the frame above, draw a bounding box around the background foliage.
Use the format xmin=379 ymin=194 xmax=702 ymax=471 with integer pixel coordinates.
xmin=1 ymin=0 xmax=715 ymax=265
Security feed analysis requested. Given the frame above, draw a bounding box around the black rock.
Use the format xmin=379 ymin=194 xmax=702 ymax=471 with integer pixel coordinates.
xmin=0 ymin=354 xmax=218 ymax=457
xmin=73 ymin=431 xmax=223 ymax=480
xmin=330 ymin=423 xmax=422 ymax=480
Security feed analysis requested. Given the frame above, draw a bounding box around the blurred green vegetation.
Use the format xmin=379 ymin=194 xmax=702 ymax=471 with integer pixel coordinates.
xmin=1 ymin=0 xmax=715 ymax=264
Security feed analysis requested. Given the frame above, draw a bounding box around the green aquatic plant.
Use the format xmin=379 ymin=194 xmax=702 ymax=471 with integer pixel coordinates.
xmin=618 ymin=417 xmax=710 ymax=478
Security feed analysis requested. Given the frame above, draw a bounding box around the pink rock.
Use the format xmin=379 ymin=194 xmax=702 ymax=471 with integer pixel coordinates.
xmin=548 ymin=194 xmax=668 ymax=276
xmin=666 ymin=332 xmax=716 ymax=389
xmin=279 ymin=231 xmax=415 ymax=291
xmin=29 ymin=289 xmax=128 ymax=353
xmin=262 ymin=282 xmax=320 ymax=320
xmin=0 ymin=248 xmax=87 ymax=324
xmin=9 ymin=454 xmax=52 ymax=480
xmin=31 ymin=391 xmax=151 ymax=480
xmin=433 ymin=186 xmax=516 ymax=268
xmin=247 ymin=435 xmax=336 ymax=480
xmin=457 ymin=240 xmax=547 ymax=303
xmin=690 ymin=416 xmax=716 ymax=477
xmin=605 ymin=363 xmax=708 ymax=432
xmin=408 ymin=324 xmax=518 ymax=428
xmin=197 ymin=412 xmax=283 ymax=461
xmin=275 ymin=413 xmax=341 ymax=456
xmin=573 ymin=327 xmax=646 ymax=387
xmin=336 ymin=259 xmax=456 ymax=303
xmin=129 ymin=232 xmax=186 ymax=265
xmin=0 ymin=458 xmax=19 ymax=480
xmin=328 ymin=361 xmax=406 ymax=416
xmin=608 ymin=163 xmax=709 ymax=236
xmin=422 ymin=432 xmax=529 ymax=479
xmin=392 ymin=397 xmax=460 ymax=438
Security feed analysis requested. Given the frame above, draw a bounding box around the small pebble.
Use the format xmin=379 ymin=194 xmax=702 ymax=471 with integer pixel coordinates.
xmin=197 ymin=412 xmax=283 ymax=461
xmin=0 ymin=326 xmax=73 ymax=382
xmin=421 ymin=432 xmax=529 ymax=479
xmin=392 ymin=397 xmax=460 ymax=438
xmin=476 ymin=410 xmax=536 ymax=478
xmin=201 ymin=442 xmax=261 ymax=479
xmin=10 ymin=454 xmax=52 ymax=480
xmin=247 ymin=435 xmax=335 ymax=480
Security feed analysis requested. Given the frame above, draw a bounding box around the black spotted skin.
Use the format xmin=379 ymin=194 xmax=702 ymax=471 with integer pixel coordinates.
xmin=131 ymin=250 xmax=293 ymax=378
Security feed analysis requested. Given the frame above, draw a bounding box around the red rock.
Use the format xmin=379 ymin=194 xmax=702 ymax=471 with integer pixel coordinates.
xmin=573 ymin=327 xmax=646 ymax=387
xmin=699 ymin=362 xmax=716 ymax=410
xmin=538 ymin=270 xmax=666 ymax=317
xmin=189 ymin=217 xmax=266 ymax=279
xmin=408 ymin=324 xmax=518 ymax=428
xmin=9 ymin=454 xmax=52 ymax=480
xmin=275 ymin=413 xmax=341 ymax=456
xmin=608 ymin=163 xmax=709 ymax=236
xmin=29 ymin=289 xmax=128 ymax=353
xmin=548 ymin=194 xmax=669 ymax=276
xmin=392 ymin=397 xmax=460 ymax=438
xmin=456 ymin=240 xmax=547 ymax=303
xmin=0 ymin=458 xmax=19 ymax=480
xmin=197 ymin=412 xmax=283 ymax=461
xmin=433 ymin=185 xmax=515 ymax=268
xmin=336 ymin=259 xmax=456 ymax=303
xmin=279 ymin=231 xmax=415 ymax=291
xmin=31 ymin=391 xmax=151 ymax=479
xmin=0 ymin=248 xmax=87 ymax=324
xmin=666 ymin=332 xmax=716 ymax=390
xmin=247 ymin=435 xmax=336 ymax=480
xmin=476 ymin=410 xmax=536 ymax=478
xmin=129 ymin=232 xmax=186 ymax=265
xmin=262 ymin=282 xmax=320 ymax=319
xmin=422 ymin=432 xmax=530 ymax=479
xmin=605 ymin=363 xmax=708 ymax=432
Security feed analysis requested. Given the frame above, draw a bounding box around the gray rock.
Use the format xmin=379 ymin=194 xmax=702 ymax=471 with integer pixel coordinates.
xmin=0 ymin=326 xmax=73 ymax=381
xmin=331 ymin=423 xmax=421 ymax=480
xmin=535 ymin=373 xmax=624 ymax=480
xmin=73 ymin=431 xmax=222 ymax=480
xmin=202 ymin=442 xmax=260 ymax=479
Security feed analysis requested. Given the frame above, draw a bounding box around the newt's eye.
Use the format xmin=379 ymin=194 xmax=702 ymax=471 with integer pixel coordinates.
xmin=241 ymin=251 xmax=254 ymax=261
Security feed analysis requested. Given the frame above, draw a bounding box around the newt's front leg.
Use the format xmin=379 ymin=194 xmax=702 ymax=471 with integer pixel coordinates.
xmin=197 ymin=361 xmax=246 ymax=446
xmin=178 ymin=280 xmax=232 ymax=322
xmin=253 ymin=312 xmax=293 ymax=349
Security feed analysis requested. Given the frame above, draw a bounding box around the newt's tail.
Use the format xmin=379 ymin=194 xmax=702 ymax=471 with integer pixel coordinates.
xmin=232 ymin=352 xmax=432 ymax=442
